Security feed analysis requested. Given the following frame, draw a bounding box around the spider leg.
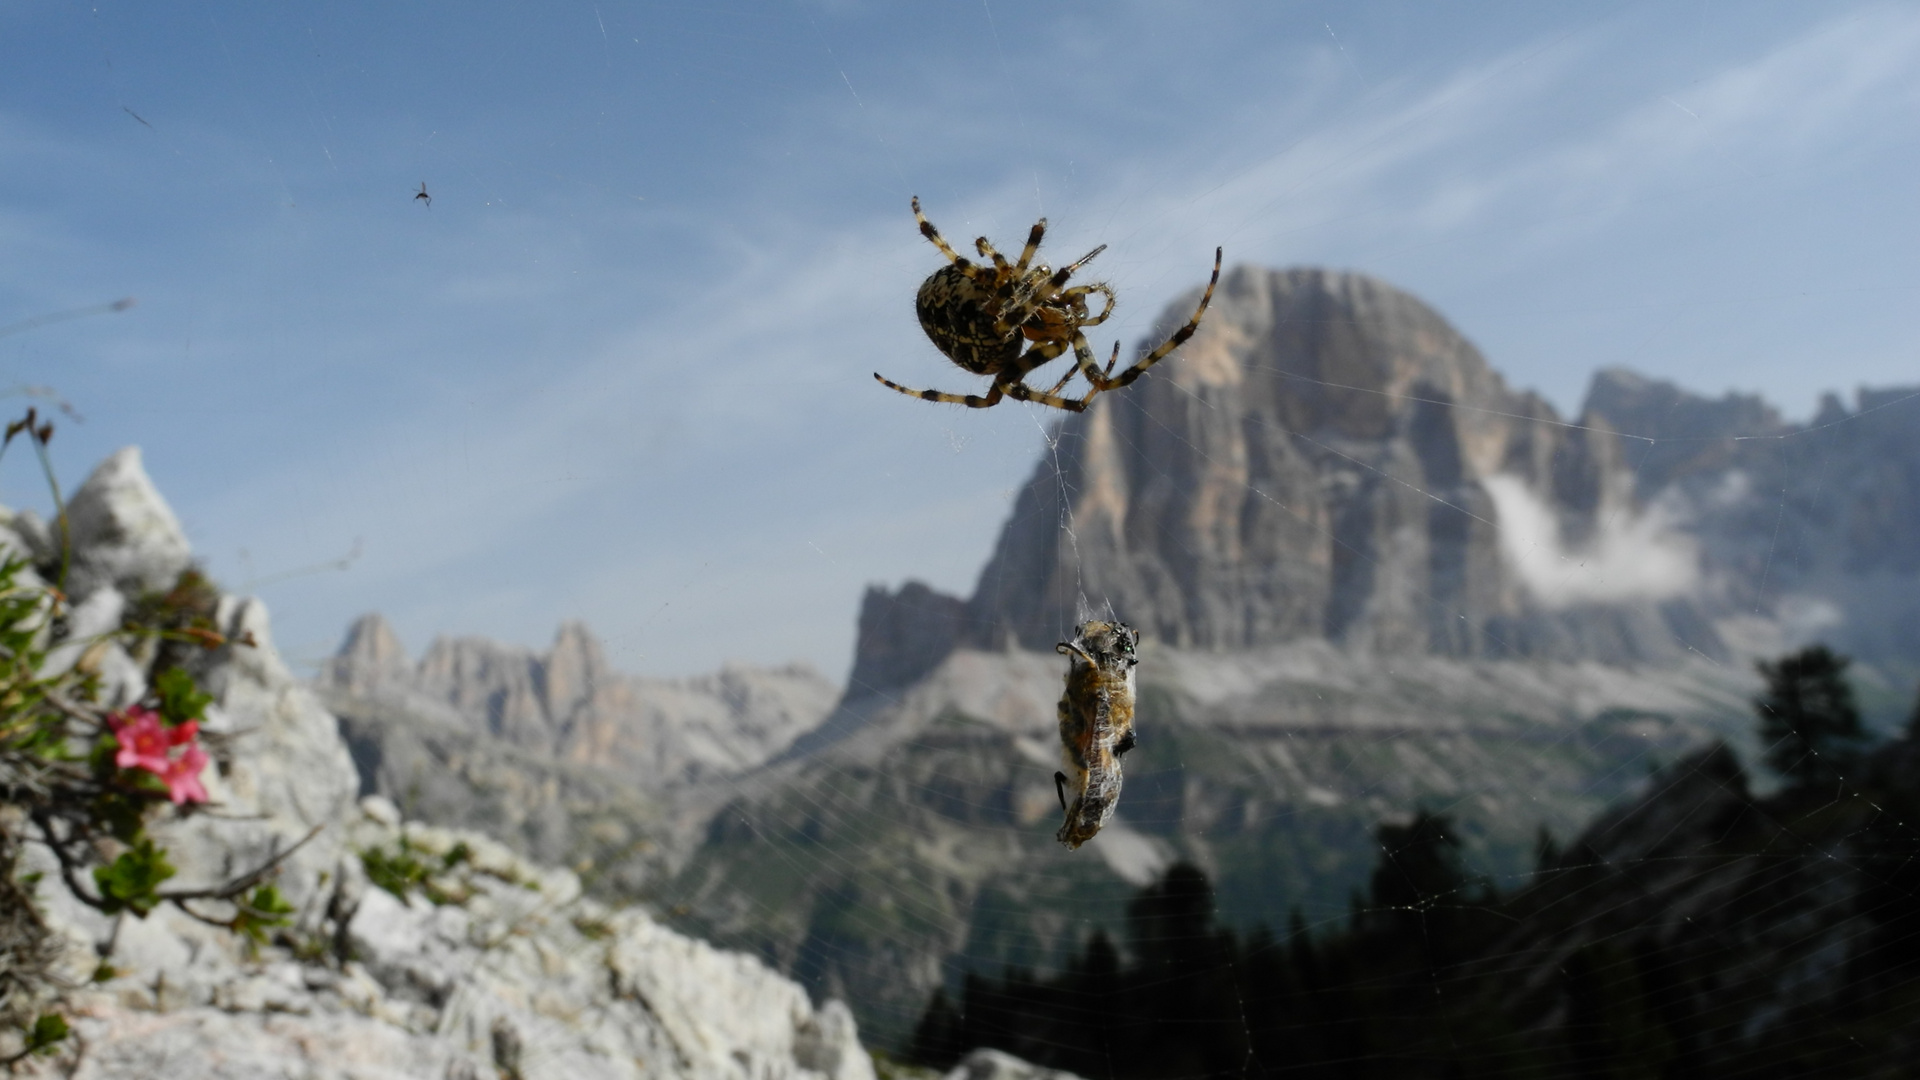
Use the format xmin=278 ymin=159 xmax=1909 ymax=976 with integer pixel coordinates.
xmin=911 ymin=196 xmax=970 ymax=267
xmin=990 ymin=344 xmax=1099 ymax=412
xmin=1090 ymin=246 xmax=1222 ymax=391
xmin=874 ymin=371 xmax=1005 ymax=409
xmin=1062 ymin=244 xmax=1107 ymax=277
xmin=1020 ymin=243 xmax=1107 ymax=312
xmin=1039 ymin=360 xmax=1082 ymax=397
xmin=1004 ymin=379 xmax=1095 ymax=413
xmin=1014 ymin=218 xmax=1047 ymax=272
xmin=1046 ymin=244 xmax=1106 ymax=292
xmin=975 ymin=236 xmax=1013 ymax=273
xmin=1035 ymin=332 xmax=1115 ymax=403
xmin=1057 ymin=282 xmax=1117 ymax=327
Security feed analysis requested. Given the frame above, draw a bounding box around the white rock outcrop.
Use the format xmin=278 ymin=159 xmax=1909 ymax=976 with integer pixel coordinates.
xmin=942 ymin=1049 xmax=1086 ymax=1080
xmin=9 ymin=449 xmax=876 ymax=1080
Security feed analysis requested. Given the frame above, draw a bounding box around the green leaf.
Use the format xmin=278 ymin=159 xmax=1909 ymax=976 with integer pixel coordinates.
xmin=154 ymin=667 xmax=212 ymax=727
xmin=361 ymin=844 xmax=429 ymax=900
xmin=91 ymin=838 xmax=175 ymax=916
xmin=26 ymin=1012 xmax=69 ymax=1054
xmin=91 ymin=790 xmax=152 ymax=843
xmin=232 ymin=883 xmax=297 ymax=945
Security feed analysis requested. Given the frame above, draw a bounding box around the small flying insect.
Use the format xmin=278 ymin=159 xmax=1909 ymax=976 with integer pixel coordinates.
xmin=415 ymin=182 xmax=432 ymax=208
xmin=1053 ymin=620 xmax=1141 ymax=849
xmin=876 ymin=198 xmax=1221 ymax=413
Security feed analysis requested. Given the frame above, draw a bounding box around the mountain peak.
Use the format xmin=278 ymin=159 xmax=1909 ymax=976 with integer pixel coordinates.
xmin=960 ymin=264 xmax=1685 ymax=661
xmin=321 ymin=612 xmax=413 ymax=698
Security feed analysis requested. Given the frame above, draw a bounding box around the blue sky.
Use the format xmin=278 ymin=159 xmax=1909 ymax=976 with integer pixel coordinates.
xmin=2 ymin=0 xmax=1916 ymax=680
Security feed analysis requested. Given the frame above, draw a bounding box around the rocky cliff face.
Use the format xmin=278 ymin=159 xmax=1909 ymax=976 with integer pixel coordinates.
xmin=317 ymin=616 xmax=840 ymax=890
xmin=322 ymin=615 xmax=839 ymax=784
xmin=964 ymin=266 xmax=1716 ymax=663
xmin=4 ymin=450 xmax=878 ymax=1080
xmin=850 ymin=268 xmax=1919 ymax=699
xmin=1581 ymin=368 xmax=1920 ymax=663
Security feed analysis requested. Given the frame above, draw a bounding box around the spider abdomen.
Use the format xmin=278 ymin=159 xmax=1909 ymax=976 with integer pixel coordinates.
xmin=915 ymin=264 xmax=1025 ymax=376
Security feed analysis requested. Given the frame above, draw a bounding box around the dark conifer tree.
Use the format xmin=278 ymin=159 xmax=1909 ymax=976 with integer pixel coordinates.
xmin=1366 ymin=810 xmax=1468 ymax=944
xmin=1754 ymin=645 xmax=1868 ymax=786
xmin=908 ymin=987 xmax=966 ymax=1069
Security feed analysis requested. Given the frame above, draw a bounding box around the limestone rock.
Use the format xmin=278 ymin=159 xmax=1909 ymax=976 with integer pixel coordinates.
xmin=8 ymin=450 xmax=878 ymax=1080
xmin=62 ymin=447 xmax=193 ymax=600
xmin=323 ymin=613 xmax=413 ymax=698
xmin=845 ymin=268 xmax=1918 ymax=681
xmin=943 ymin=1049 xmax=1087 ymax=1080
xmin=324 ymin=616 xmax=839 ymax=784
xmin=954 ymin=267 xmax=1723 ymax=664
xmin=843 ymin=582 xmax=968 ymax=701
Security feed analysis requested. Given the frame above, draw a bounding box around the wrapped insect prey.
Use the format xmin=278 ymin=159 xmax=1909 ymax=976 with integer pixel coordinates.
xmin=1053 ymin=620 xmax=1140 ymax=849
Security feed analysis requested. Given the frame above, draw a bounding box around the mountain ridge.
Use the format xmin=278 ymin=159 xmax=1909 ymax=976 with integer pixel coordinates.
xmin=318 ymin=263 xmax=1920 ymax=1049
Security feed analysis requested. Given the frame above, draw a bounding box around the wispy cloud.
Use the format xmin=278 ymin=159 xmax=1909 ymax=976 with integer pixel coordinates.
xmin=1482 ymin=475 xmax=1699 ymax=606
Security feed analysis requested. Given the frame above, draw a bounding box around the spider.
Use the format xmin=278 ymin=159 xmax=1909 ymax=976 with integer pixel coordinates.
xmin=875 ymin=197 xmax=1222 ymax=412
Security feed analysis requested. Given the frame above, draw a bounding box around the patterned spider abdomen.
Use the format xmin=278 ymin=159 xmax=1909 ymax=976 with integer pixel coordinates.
xmin=1054 ymin=620 xmax=1140 ymax=850
xmin=915 ymin=264 xmax=1026 ymax=376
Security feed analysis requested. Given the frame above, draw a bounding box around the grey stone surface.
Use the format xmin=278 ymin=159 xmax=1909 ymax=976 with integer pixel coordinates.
xmin=322 ymin=614 xmax=840 ymax=784
xmin=847 ymin=268 xmax=1919 ymax=689
xmin=844 ymin=582 xmax=969 ymax=701
xmin=318 ymin=614 xmax=842 ymax=886
xmin=955 ymin=267 xmax=1728 ymax=663
xmin=62 ymin=446 xmax=194 ymax=601
xmin=8 ymin=450 xmax=878 ymax=1080
xmin=943 ymin=1049 xmax=1086 ymax=1080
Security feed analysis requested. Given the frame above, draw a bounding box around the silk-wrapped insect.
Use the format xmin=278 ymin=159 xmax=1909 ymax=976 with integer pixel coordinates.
xmin=1053 ymin=620 xmax=1140 ymax=849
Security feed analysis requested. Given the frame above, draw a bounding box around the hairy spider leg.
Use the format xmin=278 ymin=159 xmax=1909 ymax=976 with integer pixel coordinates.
xmin=1013 ymin=217 xmax=1047 ymax=272
xmin=910 ymin=196 xmax=970 ymax=267
xmin=876 ymin=325 xmax=1100 ymax=411
xmin=1029 ymin=244 xmax=1106 ymax=306
xmin=971 ymin=211 xmax=1050 ymax=270
xmin=975 ymin=236 xmax=1013 ymax=274
xmin=1088 ymin=247 xmax=1223 ymax=392
xmin=1055 ymin=282 xmax=1117 ymax=326
xmin=1004 ymin=330 xmax=1111 ymax=409
xmin=872 ymin=368 xmax=1097 ymax=412
xmin=1043 ymin=336 xmax=1120 ymax=395
xmin=873 ymin=371 xmax=1004 ymax=409
xmin=1027 ymin=330 xmax=1119 ymax=401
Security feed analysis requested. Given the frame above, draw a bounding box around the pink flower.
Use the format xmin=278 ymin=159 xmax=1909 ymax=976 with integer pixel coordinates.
xmin=108 ymin=707 xmax=172 ymax=774
xmin=106 ymin=706 xmax=210 ymax=804
xmin=158 ymin=744 xmax=209 ymax=805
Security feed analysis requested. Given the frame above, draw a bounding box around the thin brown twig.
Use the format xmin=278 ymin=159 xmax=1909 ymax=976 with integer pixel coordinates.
xmin=156 ymin=824 xmax=324 ymax=903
